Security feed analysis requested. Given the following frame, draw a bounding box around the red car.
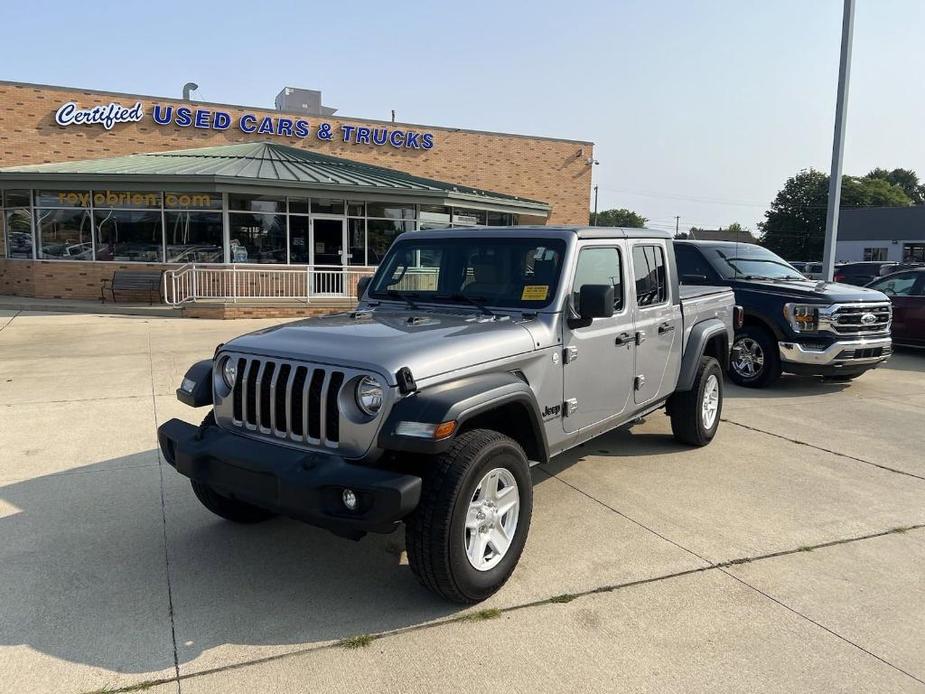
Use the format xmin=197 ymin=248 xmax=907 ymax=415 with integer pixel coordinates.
xmin=866 ymin=268 xmax=925 ymax=348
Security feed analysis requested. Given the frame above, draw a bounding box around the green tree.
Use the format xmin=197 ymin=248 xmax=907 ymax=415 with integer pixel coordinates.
xmin=759 ymin=169 xmax=912 ymax=259
xmin=589 ymin=208 xmax=647 ymax=228
xmin=865 ymin=167 xmax=925 ymax=204
xmin=725 ymin=222 xmax=748 ymax=235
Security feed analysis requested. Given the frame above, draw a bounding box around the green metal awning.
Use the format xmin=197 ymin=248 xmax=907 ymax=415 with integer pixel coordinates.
xmin=0 ymin=142 xmax=549 ymax=216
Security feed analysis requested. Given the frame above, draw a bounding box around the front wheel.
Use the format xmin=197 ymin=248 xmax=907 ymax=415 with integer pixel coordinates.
xmin=728 ymin=326 xmax=782 ymax=388
xmin=668 ymin=355 xmax=723 ymax=446
xmin=405 ymin=429 xmax=533 ymax=604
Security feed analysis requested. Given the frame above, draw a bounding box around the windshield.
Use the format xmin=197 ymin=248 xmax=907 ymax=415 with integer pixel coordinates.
xmin=368 ymin=236 xmax=566 ymax=309
xmin=704 ymin=245 xmax=803 ymax=280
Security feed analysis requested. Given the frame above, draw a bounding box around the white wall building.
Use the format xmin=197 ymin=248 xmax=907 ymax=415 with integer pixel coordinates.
xmin=836 ymin=207 xmax=925 ymax=263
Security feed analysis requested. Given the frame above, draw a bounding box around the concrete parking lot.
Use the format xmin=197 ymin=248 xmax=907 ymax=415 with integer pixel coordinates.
xmin=1 ymin=308 xmax=923 ymax=694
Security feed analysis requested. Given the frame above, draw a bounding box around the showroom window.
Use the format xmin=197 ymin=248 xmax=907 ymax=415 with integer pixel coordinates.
xmin=93 ymin=191 xmax=163 ymax=262
xmin=2 ymin=188 xmax=527 ymax=264
xmin=863 ymin=247 xmax=888 ymax=261
xmin=367 ymin=219 xmax=414 ymax=265
xmin=3 ymin=189 xmax=33 ymax=259
xmin=34 ymin=191 xmax=94 ymax=261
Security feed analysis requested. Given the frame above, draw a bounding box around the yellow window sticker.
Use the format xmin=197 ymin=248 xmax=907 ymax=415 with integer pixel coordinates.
xmin=521 ymin=285 xmax=549 ymax=301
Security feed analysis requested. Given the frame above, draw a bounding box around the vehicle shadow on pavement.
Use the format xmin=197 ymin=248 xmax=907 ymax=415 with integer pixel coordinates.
xmin=542 ymin=421 xmax=693 ymax=476
xmin=724 ymin=376 xmax=850 ymax=400
xmin=0 ymin=454 xmax=467 ymax=676
xmin=882 ymin=348 xmax=925 ymax=373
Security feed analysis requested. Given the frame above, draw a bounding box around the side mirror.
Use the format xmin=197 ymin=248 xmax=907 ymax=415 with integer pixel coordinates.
xmin=356 ymin=276 xmax=371 ymax=298
xmin=578 ymin=284 xmax=614 ymax=320
xmin=681 ymin=273 xmax=708 ymax=283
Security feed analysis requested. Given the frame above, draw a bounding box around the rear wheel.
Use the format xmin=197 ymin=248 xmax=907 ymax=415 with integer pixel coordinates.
xmin=405 ymin=429 xmax=532 ymax=603
xmin=728 ymin=326 xmax=781 ymax=388
xmin=190 ymin=481 xmax=276 ymax=524
xmin=669 ymin=356 xmax=723 ymax=446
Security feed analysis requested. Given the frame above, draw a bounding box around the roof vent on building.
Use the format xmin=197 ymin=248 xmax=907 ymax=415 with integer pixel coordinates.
xmin=275 ymin=87 xmax=337 ymax=117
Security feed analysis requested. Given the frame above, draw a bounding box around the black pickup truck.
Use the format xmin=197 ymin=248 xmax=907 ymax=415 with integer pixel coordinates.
xmin=674 ymin=240 xmax=892 ymax=387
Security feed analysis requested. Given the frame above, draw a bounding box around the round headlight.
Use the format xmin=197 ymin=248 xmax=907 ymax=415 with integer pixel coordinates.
xmin=356 ymin=376 xmax=384 ymax=416
xmin=221 ymin=357 xmax=237 ymax=389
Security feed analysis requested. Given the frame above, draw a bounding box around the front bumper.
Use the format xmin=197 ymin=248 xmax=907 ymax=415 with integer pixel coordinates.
xmin=778 ymin=336 xmax=892 ymax=374
xmin=157 ymin=418 xmax=422 ymax=537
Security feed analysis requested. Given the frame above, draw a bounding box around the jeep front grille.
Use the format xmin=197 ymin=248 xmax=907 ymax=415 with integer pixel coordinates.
xmin=827 ymin=303 xmax=891 ymax=335
xmin=230 ymin=356 xmax=345 ymax=446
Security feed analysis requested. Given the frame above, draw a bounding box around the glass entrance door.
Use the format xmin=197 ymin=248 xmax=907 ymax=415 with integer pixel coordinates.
xmin=312 ymin=218 xmax=346 ymax=266
xmin=311 ymin=217 xmax=346 ymax=294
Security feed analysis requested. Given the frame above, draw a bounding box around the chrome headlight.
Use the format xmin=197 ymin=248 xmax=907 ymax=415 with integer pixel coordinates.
xmin=355 ymin=376 xmax=384 ymax=416
xmin=783 ymin=303 xmax=821 ymax=333
xmin=221 ymin=357 xmax=237 ymax=389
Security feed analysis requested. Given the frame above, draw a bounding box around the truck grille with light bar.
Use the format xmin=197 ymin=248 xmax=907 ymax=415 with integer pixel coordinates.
xmin=230 ymin=357 xmax=345 ymax=446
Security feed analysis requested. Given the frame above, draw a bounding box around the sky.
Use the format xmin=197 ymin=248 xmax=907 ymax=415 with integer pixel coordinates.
xmin=2 ymin=0 xmax=923 ymax=235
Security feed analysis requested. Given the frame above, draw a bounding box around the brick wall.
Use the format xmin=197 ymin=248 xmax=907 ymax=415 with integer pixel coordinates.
xmin=0 ymin=259 xmax=167 ymax=299
xmin=0 ymin=81 xmax=593 ymax=225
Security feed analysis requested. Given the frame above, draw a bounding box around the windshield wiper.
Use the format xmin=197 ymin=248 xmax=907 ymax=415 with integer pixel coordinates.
xmin=383 ymin=289 xmax=421 ymax=310
xmin=435 ymin=292 xmax=496 ymax=317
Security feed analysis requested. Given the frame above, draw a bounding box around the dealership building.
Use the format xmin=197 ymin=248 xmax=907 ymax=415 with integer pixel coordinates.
xmin=0 ymin=80 xmax=593 ymax=314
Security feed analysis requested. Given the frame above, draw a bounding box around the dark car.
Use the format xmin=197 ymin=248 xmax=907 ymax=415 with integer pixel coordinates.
xmin=833 ymin=261 xmax=899 ymax=286
xmin=675 ymin=240 xmax=893 ymax=386
xmin=866 ymin=268 xmax=925 ymax=348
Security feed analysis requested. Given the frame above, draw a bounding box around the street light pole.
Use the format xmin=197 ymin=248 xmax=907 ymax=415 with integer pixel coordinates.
xmin=821 ymin=0 xmax=856 ymax=281
xmin=592 ymin=185 xmax=599 ymax=226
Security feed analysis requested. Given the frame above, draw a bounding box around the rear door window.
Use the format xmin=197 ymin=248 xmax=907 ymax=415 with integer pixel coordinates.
xmin=632 ymin=245 xmax=668 ymax=306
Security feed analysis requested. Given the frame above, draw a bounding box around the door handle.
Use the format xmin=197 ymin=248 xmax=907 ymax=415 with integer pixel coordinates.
xmin=658 ymin=322 xmax=675 ymax=335
xmin=614 ymin=332 xmax=632 ymax=346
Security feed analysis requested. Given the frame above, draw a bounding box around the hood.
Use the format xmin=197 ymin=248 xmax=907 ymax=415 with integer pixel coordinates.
xmin=224 ymin=309 xmax=537 ymax=384
xmin=731 ymin=278 xmax=889 ymax=303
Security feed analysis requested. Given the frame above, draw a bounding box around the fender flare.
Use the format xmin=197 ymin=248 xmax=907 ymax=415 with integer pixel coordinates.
xmin=378 ymin=371 xmax=549 ymax=460
xmin=677 ymin=319 xmax=729 ymax=392
xmin=176 ymin=359 xmax=214 ymax=407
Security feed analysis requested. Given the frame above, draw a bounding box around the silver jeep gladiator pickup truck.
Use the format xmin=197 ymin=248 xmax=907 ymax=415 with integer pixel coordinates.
xmin=158 ymin=226 xmax=738 ymax=602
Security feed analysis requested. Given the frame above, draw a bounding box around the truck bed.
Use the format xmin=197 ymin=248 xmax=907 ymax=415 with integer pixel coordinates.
xmin=679 ymin=284 xmax=736 ymax=358
xmin=679 ymin=284 xmax=731 ymax=300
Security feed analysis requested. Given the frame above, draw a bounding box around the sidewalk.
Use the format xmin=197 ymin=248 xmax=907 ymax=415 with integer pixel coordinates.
xmin=0 ymin=295 xmax=183 ymax=318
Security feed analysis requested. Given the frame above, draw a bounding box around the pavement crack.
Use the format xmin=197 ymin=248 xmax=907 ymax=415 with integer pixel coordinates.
xmin=147 ymin=325 xmax=182 ymax=693
xmin=0 ymin=309 xmax=21 ymax=335
xmin=719 ymin=568 xmax=925 ymax=686
xmin=78 ymin=525 xmax=925 ymax=694
xmin=722 ymin=418 xmax=925 ymax=482
xmin=538 ymin=466 xmax=714 ymax=566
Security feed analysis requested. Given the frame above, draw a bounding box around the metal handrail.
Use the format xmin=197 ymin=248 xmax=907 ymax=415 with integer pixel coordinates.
xmin=163 ymin=263 xmax=378 ymax=305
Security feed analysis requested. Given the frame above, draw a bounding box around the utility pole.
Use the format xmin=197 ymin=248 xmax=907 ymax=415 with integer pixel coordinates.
xmin=592 ymin=185 xmax=599 ymax=226
xmin=822 ymin=0 xmax=855 ymax=281
xmin=675 ymin=216 xmax=680 ymax=237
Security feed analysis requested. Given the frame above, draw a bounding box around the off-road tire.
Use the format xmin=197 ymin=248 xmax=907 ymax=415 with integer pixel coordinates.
xmin=190 ymin=481 xmax=276 ymax=524
xmin=728 ymin=325 xmax=782 ymax=388
xmin=405 ymin=429 xmax=533 ymax=604
xmin=668 ymin=356 xmax=723 ymax=446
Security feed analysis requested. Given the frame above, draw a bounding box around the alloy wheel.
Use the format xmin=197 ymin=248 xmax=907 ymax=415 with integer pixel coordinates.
xmin=701 ymin=373 xmax=720 ymax=429
xmin=731 ymin=337 xmax=764 ymax=379
xmin=464 ymin=467 xmax=520 ymax=572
